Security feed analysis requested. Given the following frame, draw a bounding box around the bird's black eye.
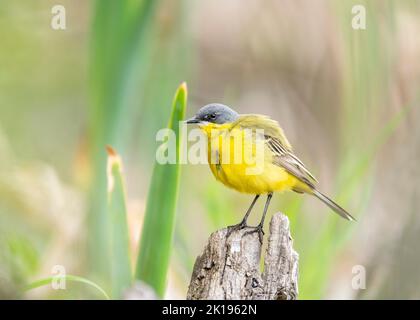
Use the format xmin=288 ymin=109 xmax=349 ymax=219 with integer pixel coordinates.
xmin=210 ymin=114 xmax=217 ymax=119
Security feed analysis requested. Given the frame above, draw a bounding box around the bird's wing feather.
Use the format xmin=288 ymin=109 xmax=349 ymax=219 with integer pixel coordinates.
xmin=232 ymin=114 xmax=318 ymax=188
xmin=230 ymin=114 xmax=293 ymax=150
xmin=266 ymin=136 xmax=318 ymax=188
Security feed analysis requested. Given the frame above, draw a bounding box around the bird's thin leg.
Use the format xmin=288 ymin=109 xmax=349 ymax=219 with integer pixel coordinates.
xmin=226 ymin=195 xmax=260 ymax=237
xmin=257 ymin=192 xmax=273 ymax=232
xmin=246 ymin=192 xmax=273 ymax=243
xmin=239 ymin=194 xmax=260 ymax=227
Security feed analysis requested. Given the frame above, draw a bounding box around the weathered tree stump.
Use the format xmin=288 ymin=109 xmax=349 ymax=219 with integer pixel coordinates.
xmin=187 ymin=212 xmax=299 ymax=300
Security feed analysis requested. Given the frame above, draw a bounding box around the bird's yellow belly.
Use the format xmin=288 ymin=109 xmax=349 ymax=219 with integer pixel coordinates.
xmin=210 ymin=161 xmax=299 ymax=194
xmin=206 ymin=127 xmax=301 ymax=194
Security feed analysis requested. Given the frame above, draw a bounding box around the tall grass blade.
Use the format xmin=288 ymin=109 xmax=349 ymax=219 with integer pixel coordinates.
xmin=88 ymin=0 xmax=160 ymax=283
xmin=106 ymin=146 xmax=132 ymax=299
xmin=135 ymin=82 xmax=187 ymax=297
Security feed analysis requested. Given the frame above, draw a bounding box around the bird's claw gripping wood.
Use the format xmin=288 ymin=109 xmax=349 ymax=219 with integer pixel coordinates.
xmin=227 ymin=223 xmax=265 ymax=244
xmin=244 ymin=225 xmax=265 ymax=244
xmin=226 ymin=220 xmax=248 ymax=239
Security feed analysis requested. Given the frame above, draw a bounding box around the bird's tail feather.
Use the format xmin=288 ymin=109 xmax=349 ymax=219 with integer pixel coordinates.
xmin=312 ymin=189 xmax=356 ymax=221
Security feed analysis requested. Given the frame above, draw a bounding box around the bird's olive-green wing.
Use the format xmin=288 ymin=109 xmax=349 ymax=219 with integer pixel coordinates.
xmin=232 ymin=114 xmax=318 ymax=189
xmin=231 ymin=114 xmax=293 ymax=150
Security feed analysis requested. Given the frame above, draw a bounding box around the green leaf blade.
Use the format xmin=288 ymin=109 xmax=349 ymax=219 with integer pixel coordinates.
xmin=106 ymin=146 xmax=132 ymax=299
xmin=135 ymin=82 xmax=187 ymax=297
xmin=87 ymin=0 xmax=160 ymax=283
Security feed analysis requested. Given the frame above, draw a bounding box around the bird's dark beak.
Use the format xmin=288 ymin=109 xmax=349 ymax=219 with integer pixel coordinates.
xmin=185 ymin=117 xmax=200 ymax=124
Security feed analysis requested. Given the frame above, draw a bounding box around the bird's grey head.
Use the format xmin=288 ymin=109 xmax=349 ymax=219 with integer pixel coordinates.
xmin=186 ymin=103 xmax=239 ymax=125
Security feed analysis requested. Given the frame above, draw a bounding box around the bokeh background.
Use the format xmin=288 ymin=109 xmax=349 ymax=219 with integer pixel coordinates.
xmin=1 ymin=0 xmax=420 ymax=299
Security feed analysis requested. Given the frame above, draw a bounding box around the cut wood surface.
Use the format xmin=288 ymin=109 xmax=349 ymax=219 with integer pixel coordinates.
xmin=187 ymin=212 xmax=299 ymax=300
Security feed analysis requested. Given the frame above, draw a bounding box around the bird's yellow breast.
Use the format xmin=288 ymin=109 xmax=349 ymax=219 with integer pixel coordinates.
xmin=200 ymin=123 xmax=301 ymax=194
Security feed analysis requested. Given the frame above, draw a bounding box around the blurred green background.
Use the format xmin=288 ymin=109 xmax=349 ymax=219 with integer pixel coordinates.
xmin=1 ymin=0 xmax=420 ymax=299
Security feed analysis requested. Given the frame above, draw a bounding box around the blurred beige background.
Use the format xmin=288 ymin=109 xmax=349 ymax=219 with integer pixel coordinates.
xmin=0 ymin=0 xmax=419 ymax=299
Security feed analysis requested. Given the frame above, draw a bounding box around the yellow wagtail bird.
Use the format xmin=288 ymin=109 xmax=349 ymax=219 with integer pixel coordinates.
xmin=186 ymin=103 xmax=355 ymax=236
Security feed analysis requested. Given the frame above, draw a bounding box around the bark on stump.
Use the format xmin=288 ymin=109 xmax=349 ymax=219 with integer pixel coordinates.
xmin=187 ymin=212 xmax=299 ymax=300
